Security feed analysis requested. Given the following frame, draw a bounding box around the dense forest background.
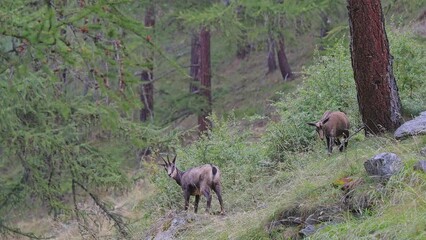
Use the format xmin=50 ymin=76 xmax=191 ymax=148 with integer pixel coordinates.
xmin=1 ymin=0 xmax=426 ymax=239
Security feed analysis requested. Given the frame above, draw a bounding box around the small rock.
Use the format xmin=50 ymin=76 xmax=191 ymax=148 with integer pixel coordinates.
xmin=394 ymin=111 xmax=426 ymax=139
xmin=420 ymin=147 xmax=426 ymax=157
xmin=413 ymin=160 xmax=426 ymax=172
xmin=364 ymin=152 xmax=403 ymax=179
xmin=305 ymin=214 xmax=318 ymax=225
xmin=300 ymin=224 xmax=316 ymax=237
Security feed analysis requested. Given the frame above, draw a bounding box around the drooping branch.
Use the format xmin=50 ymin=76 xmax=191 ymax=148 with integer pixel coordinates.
xmin=71 ymin=179 xmax=95 ymax=239
xmin=74 ymin=181 xmax=129 ymax=238
xmin=0 ymin=222 xmax=53 ymax=240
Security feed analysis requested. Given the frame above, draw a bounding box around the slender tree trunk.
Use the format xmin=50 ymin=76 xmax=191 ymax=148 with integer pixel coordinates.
xmin=140 ymin=5 xmax=155 ymax=122
xmin=236 ymin=5 xmax=251 ymax=59
xmin=347 ymin=0 xmax=402 ymax=134
xmin=318 ymin=12 xmax=330 ymax=51
xmin=198 ymin=26 xmax=212 ymax=134
xmin=267 ymin=35 xmax=277 ymax=74
xmin=189 ymin=32 xmax=200 ymax=93
xmin=276 ymin=34 xmax=292 ymax=80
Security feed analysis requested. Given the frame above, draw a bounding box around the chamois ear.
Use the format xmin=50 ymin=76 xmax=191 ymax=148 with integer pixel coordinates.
xmin=322 ymin=117 xmax=330 ymax=124
xmin=307 ymin=122 xmax=316 ymax=127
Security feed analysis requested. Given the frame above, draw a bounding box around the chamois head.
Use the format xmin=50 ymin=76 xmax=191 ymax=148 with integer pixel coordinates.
xmin=160 ymin=154 xmax=178 ymax=178
xmin=307 ymin=115 xmax=331 ymax=140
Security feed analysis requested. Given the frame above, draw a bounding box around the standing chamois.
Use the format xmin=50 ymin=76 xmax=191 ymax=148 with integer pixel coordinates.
xmin=160 ymin=154 xmax=224 ymax=214
xmin=307 ymin=110 xmax=350 ymax=154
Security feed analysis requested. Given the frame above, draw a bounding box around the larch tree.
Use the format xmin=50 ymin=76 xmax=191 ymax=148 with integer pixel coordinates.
xmin=347 ymin=0 xmax=402 ymax=134
xmin=189 ymin=32 xmax=200 ymax=94
xmin=198 ymin=26 xmax=212 ymax=133
xmin=140 ymin=4 xmax=155 ymax=122
xmin=276 ymin=33 xmax=292 ymax=80
xmin=0 ymin=0 xmax=167 ymax=238
xmin=239 ymin=0 xmax=323 ymax=80
xmin=179 ymin=1 xmax=242 ymax=134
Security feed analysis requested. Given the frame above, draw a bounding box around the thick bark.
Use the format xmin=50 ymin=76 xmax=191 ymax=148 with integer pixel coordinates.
xmin=277 ymin=34 xmax=293 ymax=80
xmin=140 ymin=6 xmax=155 ymax=122
xmin=347 ymin=0 xmax=402 ymax=134
xmin=198 ymin=27 xmax=212 ymax=134
xmin=189 ymin=32 xmax=200 ymax=93
xmin=267 ymin=35 xmax=277 ymax=74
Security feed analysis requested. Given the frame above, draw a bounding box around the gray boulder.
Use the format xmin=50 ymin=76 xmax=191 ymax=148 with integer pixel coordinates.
xmin=414 ymin=160 xmax=426 ymax=173
xmin=364 ymin=152 xmax=403 ymax=179
xmin=394 ymin=111 xmax=426 ymax=139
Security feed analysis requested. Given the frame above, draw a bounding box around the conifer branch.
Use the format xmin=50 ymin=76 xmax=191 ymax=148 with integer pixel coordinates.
xmin=0 ymin=222 xmax=54 ymax=240
xmin=74 ymin=181 xmax=130 ymax=238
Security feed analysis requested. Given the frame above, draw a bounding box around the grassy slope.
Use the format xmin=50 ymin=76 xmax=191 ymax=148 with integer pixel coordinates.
xmin=164 ymin=135 xmax=426 ymax=239
xmin=140 ymin=6 xmax=426 ymax=239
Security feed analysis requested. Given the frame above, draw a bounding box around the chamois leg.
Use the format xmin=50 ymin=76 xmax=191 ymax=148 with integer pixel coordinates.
xmin=184 ymin=191 xmax=190 ymax=211
xmin=213 ymin=183 xmax=224 ymax=215
xmin=194 ymin=195 xmax=200 ymax=213
xmin=202 ymin=188 xmax=212 ymax=213
xmin=339 ymin=130 xmax=350 ymax=152
xmin=326 ymin=136 xmax=333 ymax=154
xmin=335 ymin=138 xmax=343 ymax=152
xmin=343 ymin=130 xmax=350 ymax=149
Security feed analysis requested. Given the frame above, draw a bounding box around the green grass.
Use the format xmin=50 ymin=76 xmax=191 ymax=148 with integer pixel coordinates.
xmin=152 ymin=135 xmax=426 ymax=240
xmin=135 ymin=22 xmax=426 ymax=239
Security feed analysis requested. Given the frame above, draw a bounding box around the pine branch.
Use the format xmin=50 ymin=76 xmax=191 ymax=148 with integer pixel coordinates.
xmin=74 ymin=181 xmax=130 ymax=239
xmin=0 ymin=222 xmax=54 ymax=240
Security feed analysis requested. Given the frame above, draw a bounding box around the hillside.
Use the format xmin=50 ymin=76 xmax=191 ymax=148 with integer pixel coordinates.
xmin=2 ymin=1 xmax=426 ymax=240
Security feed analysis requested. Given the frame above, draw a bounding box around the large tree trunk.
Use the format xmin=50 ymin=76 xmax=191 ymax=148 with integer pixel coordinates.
xmin=267 ymin=35 xmax=277 ymax=74
xmin=140 ymin=5 xmax=155 ymax=122
xmin=189 ymin=32 xmax=200 ymax=93
xmin=347 ymin=0 xmax=402 ymax=134
xmin=277 ymin=34 xmax=293 ymax=80
xmin=198 ymin=27 xmax=212 ymax=134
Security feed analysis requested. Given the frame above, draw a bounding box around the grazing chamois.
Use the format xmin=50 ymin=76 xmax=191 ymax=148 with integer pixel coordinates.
xmin=160 ymin=155 xmax=224 ymax=214
xmin=307 ymin=111 xmax=350 ymax=154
